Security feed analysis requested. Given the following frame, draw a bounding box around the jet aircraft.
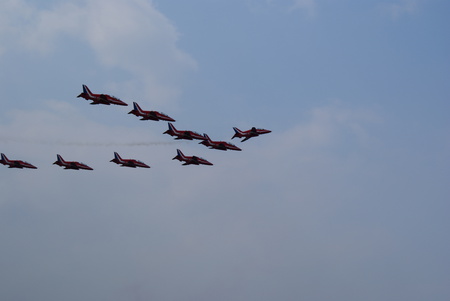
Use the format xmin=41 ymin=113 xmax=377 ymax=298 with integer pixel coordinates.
xmin=232 ymin=127 xmax=271 ymax=142
xmin=172 ymin=149 xmax=213 ymax=166
xmin=199 ymin=134 xmax=242 ymax=151
xmin=0 ymin=153 xmax=37 ymax=169
xmin=110 ymin=152 xmax=150 ymax=168
xmin=163 ymin=123 xmax=206 ymax=141
xmin=53 ymin=154 xmax=93 ymax=170
xmin=128 ymin=102 xmax=175 ymax=122
xmin=77 ymin=84 xmax=128 ymax=106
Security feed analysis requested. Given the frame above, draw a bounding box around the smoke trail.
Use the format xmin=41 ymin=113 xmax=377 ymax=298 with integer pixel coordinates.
xmin=0 ymin=136 xmax=180 ymax=147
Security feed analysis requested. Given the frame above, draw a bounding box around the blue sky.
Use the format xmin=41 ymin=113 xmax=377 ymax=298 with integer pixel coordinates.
xmin=0 ymin=0 xmax=449 ymax=300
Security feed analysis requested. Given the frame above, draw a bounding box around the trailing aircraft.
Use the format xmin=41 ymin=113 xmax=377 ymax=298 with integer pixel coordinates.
xmin=0 ymin=153 xmax=37 ymax=169
xmin=110 ymin=152 xmax=150 ymax=168
xmin=172 ymin=149 xmax=213 ymax=166
xmin=199 ymin=134 xmax=242 ymax=151
xmin=128 ymin=102 xmax=175 ymax=122
xmin=232 ymin=127 xmax=271 ymax=142
xmin=53 ymin=154 xmax=93 ymax=170
xmin=77 ymin=84 xmax=128 ymax=106
xmin=163 ymin=123 xmax=206 ymax=141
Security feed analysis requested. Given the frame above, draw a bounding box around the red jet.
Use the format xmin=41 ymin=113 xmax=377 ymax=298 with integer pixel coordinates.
xmin=77 ymin=84 xmax=128 ymax=106
xmin=0 ymin=153 xmax=37 ymax=169
xmin=128 ymin=102 xmax=175 ymax=122
xmin=199 ymin=134 xmax=242 ymax=151
xmin=110 ymin=152 xmax=150 ymax=168
xmin=172 ymin=149 xmax=213 ymax=166
xmin=53 ymin=154 xmax=93 ymax=170
xmin=232 ymin=127 xmax=271 ymax=142
xmin=163 ymin=123 xmax=206 ymax=141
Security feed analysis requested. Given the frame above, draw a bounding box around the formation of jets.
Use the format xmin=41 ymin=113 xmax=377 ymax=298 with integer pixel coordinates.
xmin=2 ymin=84 xmax=271 ymax=170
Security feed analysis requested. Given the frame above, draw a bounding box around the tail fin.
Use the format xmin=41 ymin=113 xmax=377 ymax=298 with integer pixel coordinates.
xmin=56 ymin=154 xmax=65 ymax=163
xmin=1 ymin=153 xmax=10 ymax=163
xmin=173 ymin=149 xmax=186 ymax=161
xmin=203 ymin=133 xmax=212 ymax=141
xmin=82 ymin=85 xmax=94 ymax=98
xmin=168 ymin=122 xmax=178 ymax=133
xmin=114 ymin=152 xmax=122 ymax=160
xmin=232 ymin=127 xmax=242 ymax=139
xmin=113 ymin=152 xmax=125 ymax=164
xmin=133 ymin=102 xmax=144 ymax=114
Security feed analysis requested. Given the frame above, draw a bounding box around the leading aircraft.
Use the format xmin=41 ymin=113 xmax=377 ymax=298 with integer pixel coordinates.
xmin=199 ymin=134 xmax=242 ymax=151
xmin=77 ymin=84 xmax=128 ymax=106
xmin=128 ymin=102 xmax=175 ymax=122
xmin=0 ymin=153 xmax=37 ymax=169
xmin=163 ymin=123 xmax=206 ymax=141
xmin=172 ymin=149 xmax=213 ymax=166
xmin=53 ymin=154 xmax=93 ymax=170
xmin=232 ymin=127 xmax=271 ymax=142
xmin=110 ymin=152 xmax=150 ymax=168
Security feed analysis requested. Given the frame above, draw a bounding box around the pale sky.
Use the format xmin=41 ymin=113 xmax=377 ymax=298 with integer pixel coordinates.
xmin=0 ymin=0 xmax=449 ymax=300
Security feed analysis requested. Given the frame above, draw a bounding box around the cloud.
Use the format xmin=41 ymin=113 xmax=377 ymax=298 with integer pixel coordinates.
xmin=0 ymin=0 xmax=196 ymax=106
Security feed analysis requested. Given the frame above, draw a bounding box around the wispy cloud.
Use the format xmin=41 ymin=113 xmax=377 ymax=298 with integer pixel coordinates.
xmin=246 ymin=0 xmax=316 ymax=17
xmin=289 ymin=0 xmax=316 ymax=16
xmin=381 ymin=0 xmax=419 ymax=19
